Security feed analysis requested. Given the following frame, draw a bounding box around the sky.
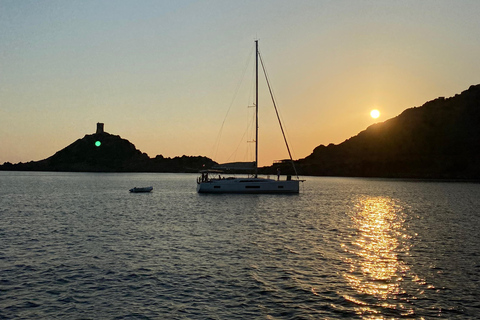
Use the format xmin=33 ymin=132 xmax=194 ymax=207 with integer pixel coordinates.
xmin=1 ymin=0 xmax=480 ymax=167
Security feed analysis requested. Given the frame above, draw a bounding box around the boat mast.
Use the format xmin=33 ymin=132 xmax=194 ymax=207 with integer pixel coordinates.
xmin=255 ymin=40 xmax=259 ymax=178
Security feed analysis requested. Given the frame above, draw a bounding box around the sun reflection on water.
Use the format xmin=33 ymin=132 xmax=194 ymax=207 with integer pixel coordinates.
xmin=342 ymin=196 xmax=414 ymax=317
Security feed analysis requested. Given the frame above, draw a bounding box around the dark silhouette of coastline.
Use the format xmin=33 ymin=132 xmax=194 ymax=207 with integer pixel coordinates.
xmin=0 ymin=124 xmax=216 ymax=173
xmin=2 ymin=84 xmax=480 ymax=179
xmin=288 ymin=84 xmax=480 ymax=179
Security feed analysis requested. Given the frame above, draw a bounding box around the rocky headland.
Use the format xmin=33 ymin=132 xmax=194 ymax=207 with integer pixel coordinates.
xmin=1 ymin=125 xmax=216 ymax=173
xmin=291 ymin=84 xmax=480 ymax=179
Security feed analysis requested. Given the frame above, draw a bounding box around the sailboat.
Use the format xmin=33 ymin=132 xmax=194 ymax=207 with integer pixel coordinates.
xmin=196 ymin=40 xmax=303 ymax=194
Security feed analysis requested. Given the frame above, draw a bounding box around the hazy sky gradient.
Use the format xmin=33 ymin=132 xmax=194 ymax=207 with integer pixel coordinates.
xmin=1 ymin=0 xmax=480 ymax=166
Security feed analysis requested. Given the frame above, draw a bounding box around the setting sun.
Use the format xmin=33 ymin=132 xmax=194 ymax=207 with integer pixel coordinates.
xmin=370 ymin=109 xmax=380 ymax=119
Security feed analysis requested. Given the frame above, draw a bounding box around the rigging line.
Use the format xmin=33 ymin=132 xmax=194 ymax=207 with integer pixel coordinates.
xmin=226 ymin=110 xmax=255 ymax=163
xmin=211 ymin=44 xmax=255 ymax=161
xmin=258 ymin=51 xmax=299 ymax=178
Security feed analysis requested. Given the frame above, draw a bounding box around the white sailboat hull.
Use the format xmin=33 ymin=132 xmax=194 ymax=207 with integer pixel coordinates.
xmin=197 ymin=177 xmax=299 ymax=194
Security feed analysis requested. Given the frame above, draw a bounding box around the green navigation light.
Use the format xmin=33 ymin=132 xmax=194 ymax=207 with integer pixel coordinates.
xmin=95 ymin=141 xmax=101 ymax=147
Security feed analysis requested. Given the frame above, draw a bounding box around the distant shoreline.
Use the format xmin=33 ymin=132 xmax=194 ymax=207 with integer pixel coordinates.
xmin=2 ymin=169 xmax=480 ymax=183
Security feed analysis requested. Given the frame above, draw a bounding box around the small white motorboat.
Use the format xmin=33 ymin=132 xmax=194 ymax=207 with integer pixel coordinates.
xmin=129 ymin=186 xmax=153 ymax=193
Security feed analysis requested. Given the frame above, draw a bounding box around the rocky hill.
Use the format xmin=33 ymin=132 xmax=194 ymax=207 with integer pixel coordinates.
xmin=296 ymin=84 xmax=480 ymax=179
xmin=1 ymin=126 xmax=216 ymax=172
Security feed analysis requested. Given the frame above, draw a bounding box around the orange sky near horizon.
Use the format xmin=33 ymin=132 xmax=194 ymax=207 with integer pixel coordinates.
xmin=1 ymin=1 xmax=480 ymax=167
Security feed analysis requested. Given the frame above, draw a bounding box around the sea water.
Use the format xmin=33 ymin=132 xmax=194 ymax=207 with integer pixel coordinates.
xmin=1 ymin=172 xmax=479 ymax=319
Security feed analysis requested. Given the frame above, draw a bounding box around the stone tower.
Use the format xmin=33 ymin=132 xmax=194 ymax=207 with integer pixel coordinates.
xmin=96 ymin=123 xmax=104 ymax=134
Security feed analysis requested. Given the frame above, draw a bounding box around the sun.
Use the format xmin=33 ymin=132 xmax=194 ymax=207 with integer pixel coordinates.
xmin=370 ymin=109 xmax=380 ymax=119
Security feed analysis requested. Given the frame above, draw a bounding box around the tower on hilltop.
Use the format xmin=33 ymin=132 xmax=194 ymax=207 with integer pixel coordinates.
xmin=96 ymin=123 xmax=104 ymax=134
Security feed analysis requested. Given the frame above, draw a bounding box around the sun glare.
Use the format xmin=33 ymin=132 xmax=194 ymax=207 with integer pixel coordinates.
xmin=370 ymin=109 xmax=380 ymax=119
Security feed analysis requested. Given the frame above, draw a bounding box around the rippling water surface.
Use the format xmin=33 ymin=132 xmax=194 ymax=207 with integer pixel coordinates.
xmin=1 ymin=172 xmax=479 ymax=319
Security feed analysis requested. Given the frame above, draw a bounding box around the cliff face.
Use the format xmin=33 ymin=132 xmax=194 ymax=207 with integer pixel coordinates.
xmin=298 ymin=84 xmax=480 ymax=179
xmin=1 ymin=131 xmax=216 ymax=173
